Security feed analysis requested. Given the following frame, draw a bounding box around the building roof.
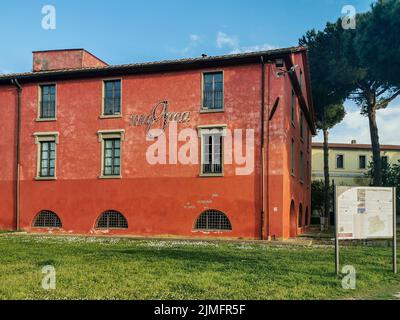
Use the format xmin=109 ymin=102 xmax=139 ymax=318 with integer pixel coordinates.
xmin=0 ymin=45 xmax=316 ymax=134
xmin=312 ymin=142 xmax=400 ymax=151
xmin=0 ymin=46 xmax=306 ymax=83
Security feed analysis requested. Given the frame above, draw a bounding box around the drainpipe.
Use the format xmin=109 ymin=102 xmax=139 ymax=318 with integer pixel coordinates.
xmin=266 ymin=61 xmax=271 ymax=241
xmin=260 ymin=56 xmax=265 ymax=240
xmin=11 ymin=78 xmax=22 ymax=231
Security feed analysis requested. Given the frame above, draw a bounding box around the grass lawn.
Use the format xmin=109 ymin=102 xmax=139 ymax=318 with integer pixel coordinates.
xmin=0 ymin=234 xmax=399 ymax=300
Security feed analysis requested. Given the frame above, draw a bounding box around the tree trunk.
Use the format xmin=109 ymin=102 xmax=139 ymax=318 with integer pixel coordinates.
xmin=323 ymin=128 xmax=330 ymax=230
xmin=367 ymin=106 xmax=382 ymax=186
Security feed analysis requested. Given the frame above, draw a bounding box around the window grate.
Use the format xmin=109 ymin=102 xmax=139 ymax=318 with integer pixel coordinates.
xmin=96 ymin=210 xmax=128 ymax=229
xmin=202 ymin=133 xmax=222 ymax=174
xmin=33 ymin=210 xmax=62 ymax=228
xmin=194 ymin=210 xmax=232 ymax=231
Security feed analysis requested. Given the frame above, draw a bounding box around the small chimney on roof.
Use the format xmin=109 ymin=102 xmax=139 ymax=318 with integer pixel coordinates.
xmin=32 ymin=49 xmax=108 ymax=72
xmin=351 ymin=140 xmax=357 ymax=144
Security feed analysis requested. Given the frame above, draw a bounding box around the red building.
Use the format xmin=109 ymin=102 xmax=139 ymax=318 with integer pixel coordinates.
xmin=0 ymin=47 xmax=315 ymax=240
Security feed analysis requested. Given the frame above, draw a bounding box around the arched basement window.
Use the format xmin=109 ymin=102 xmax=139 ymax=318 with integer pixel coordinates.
xmin=96 ymin=210 xmax=128 ymax=229
xmin=194 ymin=210 xmax=232 ymax=231
xmin=33 ymin=210 xmax=62 ymax=228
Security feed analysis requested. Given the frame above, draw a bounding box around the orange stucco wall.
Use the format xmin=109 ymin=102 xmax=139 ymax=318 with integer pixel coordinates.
xmin=33 ymin=49 xmax=107 ymax=72
xmin=0 ymin=51 xmax=312 ymax=239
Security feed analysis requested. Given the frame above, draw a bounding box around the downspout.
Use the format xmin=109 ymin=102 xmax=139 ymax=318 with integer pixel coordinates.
xmin=11 ymin=78 xmax=22 ymax=231
xmin=266 ymin=61 xmax=271 ymax=240
xmin=260 ymin=56 xmax=265 ymax=240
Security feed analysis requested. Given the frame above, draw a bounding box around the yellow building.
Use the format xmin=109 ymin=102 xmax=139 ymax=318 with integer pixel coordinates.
xmin=312 ymin=141 xmax=400 ymax=186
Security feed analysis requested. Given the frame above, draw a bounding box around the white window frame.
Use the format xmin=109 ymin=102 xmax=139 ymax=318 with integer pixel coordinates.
xmin=33 ymin=132 xmax=59 ymax=180
xmin=198 ymin=125 xmax=227 ymax=177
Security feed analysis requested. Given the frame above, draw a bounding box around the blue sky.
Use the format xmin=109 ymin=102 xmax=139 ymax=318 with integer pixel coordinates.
xmin=1 ymin=0 xmax=398 ymax=145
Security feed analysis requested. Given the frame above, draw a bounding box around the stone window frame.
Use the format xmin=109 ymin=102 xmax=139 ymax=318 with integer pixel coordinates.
xmin=36 ymin=83 xmax=57 ymax=122
xmin=100 ymin=78 xmax=123 ymax=119
xmin=97 ymin=129 xmax=125 ymax=179
xmin=197 ymin=124 xmax=227 ymax=177
xmin=33 ymin=132 xmax=59 ymax=180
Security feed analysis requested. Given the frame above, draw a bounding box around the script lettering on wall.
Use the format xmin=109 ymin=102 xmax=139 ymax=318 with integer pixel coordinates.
xmin=130 ymin=101 xmax=191 ymax=137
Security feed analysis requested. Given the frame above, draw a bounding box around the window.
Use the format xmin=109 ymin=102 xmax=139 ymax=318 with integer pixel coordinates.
xmin=336 ymin=154 xmax=344 ymax=169
xmin=33 ymin=210 xmax=62 ymax=228
xmin=104 ymin=139 xmax=121 ymax=176
xmin=300 ymin=151 xmax=304 ymax=182
xmin=40 ymin=141 xmax=56 ymax=178
xmin=202 ymin=72 xmax=223 ymax=110
xmin=300 ymin=111 xmax=304 ymax=140
xmin=291 ymin=89 xmax=296 ymax=126
xmin=96 ymin=210 xmax=128 ymax=229
xmin=194 ymin=210 xmax=232 ymax=231
xmin=98 ymin=130 xmax=125 ymax=178
xmin=198 ymin=126 xmax=225 ymax=176
xmin=291 ymin=139 xmax=295 ymax=175
xmin=382 ymin=156 xmax=389 ymax=168
xmin=39 ymin=84 xmax=56 ymax=119
xmin=103 ymin=80 xmax=121 ymax=116
xmin=359 ymin=155 xmax=367 ymax=169
xmin=33 ymin=132 xmax=59 ymax=180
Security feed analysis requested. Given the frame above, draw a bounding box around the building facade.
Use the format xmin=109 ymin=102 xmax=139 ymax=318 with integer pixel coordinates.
xmin=312 ymin=141 xmax=400 ymax=186
xmin=0 ymin=47 xmax=315 ymax=240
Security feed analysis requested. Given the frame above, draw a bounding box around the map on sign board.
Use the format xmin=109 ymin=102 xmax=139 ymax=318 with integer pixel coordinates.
xmin=336 ymin=187 xmax=394 ymax=240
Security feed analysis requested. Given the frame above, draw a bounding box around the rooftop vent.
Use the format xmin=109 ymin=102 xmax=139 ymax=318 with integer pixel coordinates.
xmin=32 ymin=49 xmax=108 ymax=72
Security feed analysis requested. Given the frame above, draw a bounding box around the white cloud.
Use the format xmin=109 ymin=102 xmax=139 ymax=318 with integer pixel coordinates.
xmin=216 ymin=31 xmax=276 ymax=54
xmin=216 ymin=31 xmax=239 ymax=49
xmin=169 ymin=34 xmax=203 ymax=56
xmin=230 ymin=44 xmax=277 ymax=54
xmin=189 ymin=34 xmax=200 ymax=42
xmin=314 ymin=101 xmax=400 ymax=145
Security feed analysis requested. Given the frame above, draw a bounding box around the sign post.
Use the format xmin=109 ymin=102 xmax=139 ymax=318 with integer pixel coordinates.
xmin=393 ymin=188 xmax=397 ymax=274
xmin=335 ymin=187 xmax=339 ymax=276
xmin=335 ymin=186 xmax=397 ymax=275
